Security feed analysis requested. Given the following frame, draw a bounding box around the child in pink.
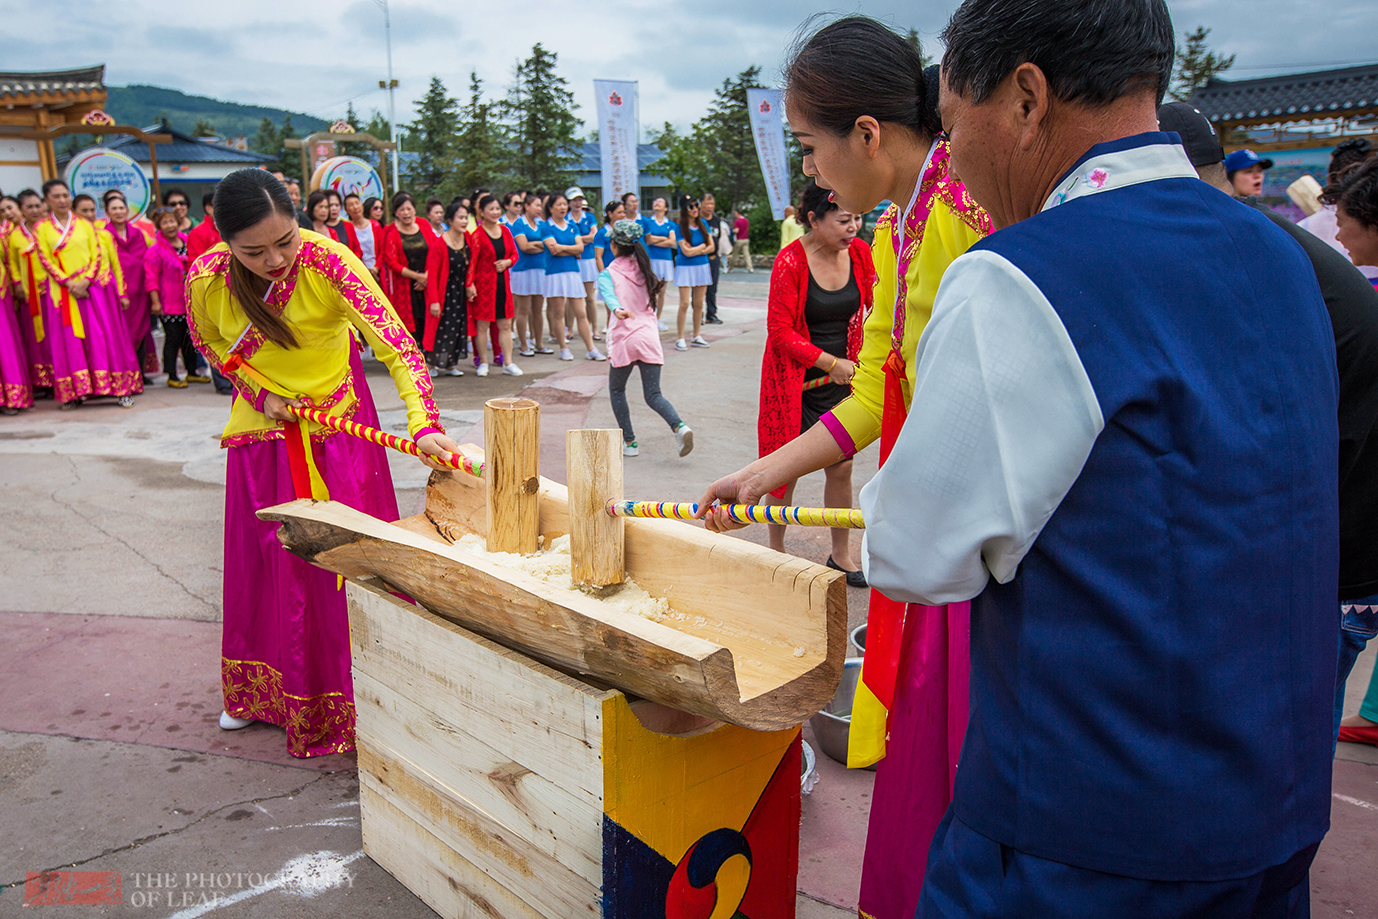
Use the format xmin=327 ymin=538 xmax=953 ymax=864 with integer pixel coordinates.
xmin=145 ymin=207 xmax=209 ymax=388
xmin=598 ymin=219 xmax=692 ymax=457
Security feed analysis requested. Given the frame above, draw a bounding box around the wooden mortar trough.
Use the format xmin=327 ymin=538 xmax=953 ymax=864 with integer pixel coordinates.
xmin=258 ymin=415 xmax=847 ymax=733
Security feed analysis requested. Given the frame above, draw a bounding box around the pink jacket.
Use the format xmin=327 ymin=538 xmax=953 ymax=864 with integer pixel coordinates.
xmin=145 ymin=234 xmax=190 ymax=316
xmin=601 ymin=256 xmax=663 ymax=367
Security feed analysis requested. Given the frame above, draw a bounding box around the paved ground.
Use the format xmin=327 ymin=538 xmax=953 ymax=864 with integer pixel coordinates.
xmin=0 ymin=269 xmax=1373 ymax=917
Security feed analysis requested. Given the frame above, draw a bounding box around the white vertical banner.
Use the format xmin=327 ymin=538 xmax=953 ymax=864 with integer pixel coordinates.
xmin=746 ymin=88 xmax=790 ymax=220
xmin=594 ymin=80 xmax=639 ymax=208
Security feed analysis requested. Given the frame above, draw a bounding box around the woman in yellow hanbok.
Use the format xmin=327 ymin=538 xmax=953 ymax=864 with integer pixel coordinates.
xmin=187 ymin=169 xmax=459 ymax=758
xmin=698 ymin=17 xmax=990 ymax=919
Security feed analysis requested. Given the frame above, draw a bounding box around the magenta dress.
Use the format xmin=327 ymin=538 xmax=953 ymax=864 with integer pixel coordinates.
xmin=857 ymin=603 xmax=970 ymax=919
xmin=0 ymin=280 xmax=33 ymax=411
xmin=108 ymin=223 xmax=158 ymax=373
xmin=35 ymin=217 xmax=142 ymax=403
xmin=221 ymin=346 xmax=398 ymax=757
xmin=10 ymin=227 xmax=54 ymax=389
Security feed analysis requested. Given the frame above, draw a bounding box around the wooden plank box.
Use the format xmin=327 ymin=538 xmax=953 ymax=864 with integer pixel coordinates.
xmin=348 ymin=578 xmax=802 ymax=919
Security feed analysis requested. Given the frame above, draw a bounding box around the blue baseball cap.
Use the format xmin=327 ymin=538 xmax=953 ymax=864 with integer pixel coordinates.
xmin=1224 ymin=149 xmax=1274 ymax=174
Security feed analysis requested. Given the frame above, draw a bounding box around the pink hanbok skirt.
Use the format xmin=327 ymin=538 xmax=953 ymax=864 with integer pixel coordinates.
xmin=857 ymin=601 xmax=970 ymax=919
xmin=17 ymin=293 xmax=51 ymax=389
xmin=48 ymin=281 xmax=143 ymax=403
xmin=123 ymin=291 xmax=158 ymax=374
xmin=0 ymin=291 xmax=33 ymax=409
xmin=220 ymin=361 xmax=399 ymax=758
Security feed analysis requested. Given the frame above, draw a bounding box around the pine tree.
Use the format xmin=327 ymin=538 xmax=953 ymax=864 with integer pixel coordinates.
xmin=501 ymin=43 xmax=582 ymax=191
xmin=906 ymin=28 xmax=932 ymax=69
xmin=406 ymin=77 xmax=460 ymax=196
xmin=696 ymin=67 xmax=768 ymax=216
xmin=1171 ymin=26 xmax=1236 ymax=102
xmin=191 ymin=116 xmax=216 ymax=138
xmin=440 ymin=71 xmax=506 ymax=200
xmin=340 ymin=102 xmax=372 ymax=159
xmin=249 ymin=117 xmax=280 ymax=156
xmin=275 ymin=115 xmax=301 ymax=180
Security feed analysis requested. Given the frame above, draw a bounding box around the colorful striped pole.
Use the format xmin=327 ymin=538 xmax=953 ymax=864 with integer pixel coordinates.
xmin=802 ymin=376 xmax=835 ymax=392
xmin=286 ymin=405 xmax=484 ymax=478
xmin=607 ymin=500 xmax=865 ymax=529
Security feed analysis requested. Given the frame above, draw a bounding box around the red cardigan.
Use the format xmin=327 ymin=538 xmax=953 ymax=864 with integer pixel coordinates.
xmin=758 ymin=237 xmax=874 ymax=472
xmin=378 ymin=221 xmax=438 ymax=332
xmin=466 ymin=223 xmax=519 ymax=325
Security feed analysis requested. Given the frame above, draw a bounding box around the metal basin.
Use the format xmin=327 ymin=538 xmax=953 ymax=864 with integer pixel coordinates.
xmin=801 ymin=739 xmax=818 ymax=794
xmin=850 ymin=624 xmax=866 ymax=656
xmin=807 ymin=657 xmax=875 ymax=769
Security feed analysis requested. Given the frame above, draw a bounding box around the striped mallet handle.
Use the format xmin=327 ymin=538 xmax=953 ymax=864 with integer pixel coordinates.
xmin=286 ymin=405 xmax=485 ymax=477
xmin=802 ymin=376 xmax=834 ymax=392
xmin=607 ymin=500 xmax=865 ymax=529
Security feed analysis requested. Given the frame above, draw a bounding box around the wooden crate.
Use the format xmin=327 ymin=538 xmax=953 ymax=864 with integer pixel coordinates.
xmin=348 ymin=579 xmax=802 ymax=919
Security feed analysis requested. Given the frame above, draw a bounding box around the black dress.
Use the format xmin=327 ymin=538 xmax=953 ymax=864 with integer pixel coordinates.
xmin=433 ymin=243 xmax=470 ymax=367
xmin=490 ymin=231 xmax=509 ymax=321
xmin=800 ymin=268 xmax=861 ymax=434
xmin=400 ymin=229 xmax=429 ymax=347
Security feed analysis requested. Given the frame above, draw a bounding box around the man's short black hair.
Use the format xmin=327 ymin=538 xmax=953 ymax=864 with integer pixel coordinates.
xmin=202 ymin=192 xmax=215 ymax=209
xmin=941 ymin=0 xmax=1175 ymax=107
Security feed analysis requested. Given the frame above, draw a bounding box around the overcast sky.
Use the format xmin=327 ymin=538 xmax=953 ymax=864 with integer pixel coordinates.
xmin=4 ymin=0 xmax=1376 ymax=139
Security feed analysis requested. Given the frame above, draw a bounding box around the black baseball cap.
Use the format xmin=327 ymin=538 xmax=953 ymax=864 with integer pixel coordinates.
xmin=1157 ymin=102 xmax=1225 ymax=168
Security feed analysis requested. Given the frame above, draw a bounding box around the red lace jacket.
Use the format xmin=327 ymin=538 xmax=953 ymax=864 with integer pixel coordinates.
xmin=758 ymin=237 xmax=875 ymax=470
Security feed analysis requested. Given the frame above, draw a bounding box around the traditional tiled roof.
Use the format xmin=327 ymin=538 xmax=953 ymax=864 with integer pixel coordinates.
xmin=1191 ymin=63 xmax=1378 ymax=125
xmin=0 ymin=66 xmax=105 ymax=100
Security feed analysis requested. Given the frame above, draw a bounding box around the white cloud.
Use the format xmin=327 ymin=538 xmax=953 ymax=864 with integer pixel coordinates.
xmin=2 ymin=0 xmax=1375 ymax=137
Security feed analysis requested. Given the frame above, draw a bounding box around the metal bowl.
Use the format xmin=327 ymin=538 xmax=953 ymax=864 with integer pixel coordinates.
xmin=807 ymin=657 xmax=874 ymax=769
xmin=850 ymin=624 xmax=866 ymax=656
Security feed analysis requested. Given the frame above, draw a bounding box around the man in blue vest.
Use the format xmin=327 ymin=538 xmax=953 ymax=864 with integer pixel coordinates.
xmin=860 ymin=1 xmax=1339 ymax=915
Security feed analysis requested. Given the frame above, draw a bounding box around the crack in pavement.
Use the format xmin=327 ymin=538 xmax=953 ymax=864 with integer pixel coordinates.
xmin=47 ymin=456 xmax=216 ymax=614
xmin=0 ymin=771 xmax=340 ymax=892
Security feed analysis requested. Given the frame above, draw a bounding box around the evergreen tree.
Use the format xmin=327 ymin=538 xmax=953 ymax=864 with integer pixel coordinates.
xmin=648 ymin=122 xmax=710 ymax=202
xmin=405 ymin=77 xmax=460 ymax=196
xmin=905 ymin=28 xmax=932 ymax=69
xmin=191 ymin=116 xmax=216 ymax=138
xmin=250 ymin=117 xmax=280 ymax=155
xmin=340 ymin=102 xmax=372 ymax=159
xmin=1170 ymin=26 xmax=1235 ymax=102
xmin=696 ymin=67 xmax=768 ymax=217
xmin=275 ymin=115 xmax=301 ymax=180
xmin=501 ymin=43 xmax=582 ymax=191
xmin=440 ymin=71 xmax=506 ymax=200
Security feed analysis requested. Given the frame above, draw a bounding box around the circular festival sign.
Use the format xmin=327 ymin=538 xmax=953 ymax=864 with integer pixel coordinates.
xmin=311 ymin=156 xmax=384 ymax=200
xmin=64 ymin=147 xmax=153 ymax=219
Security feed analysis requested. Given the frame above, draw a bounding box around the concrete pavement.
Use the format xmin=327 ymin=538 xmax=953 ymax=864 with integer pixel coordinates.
xmin=0 ymin=269 xmax=1373 ymax=917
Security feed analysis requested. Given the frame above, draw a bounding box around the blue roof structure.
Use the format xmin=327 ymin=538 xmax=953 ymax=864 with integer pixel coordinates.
xmin=58 ymin=123 xmax=275 ymax=167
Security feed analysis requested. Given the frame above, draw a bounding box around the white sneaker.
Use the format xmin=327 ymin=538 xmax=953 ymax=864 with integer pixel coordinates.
xmin=691 ymin=336 xmax=710 ymax=348
xmin=220 ymin=711 xmax=254 ymax=730
xmin=674 ymin=423 xmax=694 ymax=457
xmin=559 ymin=348 xmax=574 ymax=361
xmin=587 ymin=348 xmax=607 ymax=361
xmin=658 ymin=320 xmax=669 ymax=331
xmin=675 ymin=339 xmax=688 ymax=352
xmin=519 ymin=346 xmax=536 ymax=357
xmin=503 ymin=363 xmax=523 ymax=376
xmin=476 ymin=363 xmax=489 ymax=377
xmin=445 ymin=367 xmax=465 ymax=376
xmin=426 ymin=366 xmax=438 ymax=378
xmin=525 ymin=337 xmax=536 ymax=351
xmin=623 ymin=441 xmax=639 ymax=457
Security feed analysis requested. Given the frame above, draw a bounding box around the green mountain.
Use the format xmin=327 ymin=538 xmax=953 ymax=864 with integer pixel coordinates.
xmin=104 ymin=84 xmax=329 ymax=140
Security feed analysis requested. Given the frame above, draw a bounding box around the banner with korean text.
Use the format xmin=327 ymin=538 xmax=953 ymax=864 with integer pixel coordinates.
xmin=746 ymin=88 xmax=790 ymax=220
xmin=595 ymin=80 xmax=639 ymax=208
